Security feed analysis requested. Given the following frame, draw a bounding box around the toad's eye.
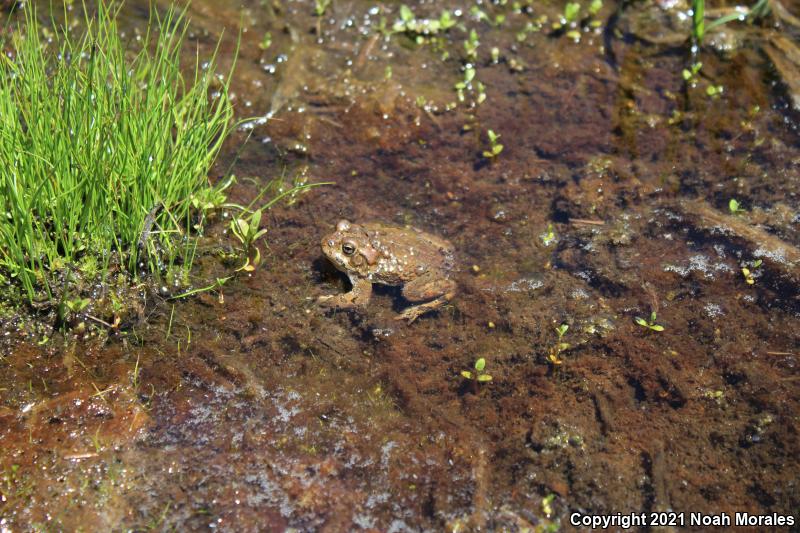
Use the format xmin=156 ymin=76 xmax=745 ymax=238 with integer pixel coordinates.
xmin=342 ymin=242 xmax=356 ymax=256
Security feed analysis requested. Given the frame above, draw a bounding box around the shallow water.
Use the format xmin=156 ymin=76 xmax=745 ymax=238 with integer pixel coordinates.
xmin=2 ymin=0 xmax=800 ymax=530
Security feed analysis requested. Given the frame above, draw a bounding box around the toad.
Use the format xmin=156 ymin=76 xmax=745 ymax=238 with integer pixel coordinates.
xmin=318 ymin=220 xmax=457 ymax=322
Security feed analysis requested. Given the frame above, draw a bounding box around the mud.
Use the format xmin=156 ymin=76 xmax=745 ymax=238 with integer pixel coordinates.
xmin=1 ymin=0 xmax=799 ymax=531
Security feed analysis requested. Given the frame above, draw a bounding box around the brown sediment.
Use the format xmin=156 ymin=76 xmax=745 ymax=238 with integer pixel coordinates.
xmin=0 ymin=0 xmax=799 ymax=530
xmin=677 ymin=199 xmax=800 ymax=279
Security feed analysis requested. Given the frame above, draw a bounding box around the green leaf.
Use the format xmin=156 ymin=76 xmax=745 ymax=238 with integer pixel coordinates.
xmin=464 ymin=67 xmax=476 ymax=84
xmin=400 ymin=5 xmax=414 ymax=23
xmin=251 ymin=208 xmax=262 ymax=229
xmin=564 ymin=2 xmax=581 ymax=22
xmin=67 ymin=298 xmax=90 ymax=312
xmin=259 ymin=32 xmax=272 ymax=50
xmin=239 ymin=258 xmax=255 ymax=272
xmin=477 ymin=374 xmax=493 ymax=382
xmin=634 ymin=317 xmax=648 ymax=327
xmin=589 ymin=0 xmax=603 ymax=15
xmin=461 ymin=370 xmax=474 ymax=379
xmin=487 ymin=129 xmax=499 ymax=143
xmin=475 ymin=358 xmax=486 ymax=371
xmin=470 ymin=7 xmax=489 ymax=22
xmin=233 ymin=218 xmax=249 ymax=239
xmin=650 ymin=324 xmax=665 ymax=332
xmin=439 ymin=11 xmax=455 ymax=30
xmin=753 ymin=259 xmax=762 ymax=267
xmin=492 ymin=144 xmax=504 ymax=155
xmin=692 ymin=0 xmax=705 ymax=42
xmin=542 ymin=493 xmax=556 ymax=517
xmin=650 ymin=311 xmax=658 ymax=322
xmin=729 ymin=198 xmax=740 ymax=213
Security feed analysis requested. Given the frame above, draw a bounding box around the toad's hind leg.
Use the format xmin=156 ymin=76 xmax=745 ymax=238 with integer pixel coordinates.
xmin=397 ymin=271 xmax=456 ymax=323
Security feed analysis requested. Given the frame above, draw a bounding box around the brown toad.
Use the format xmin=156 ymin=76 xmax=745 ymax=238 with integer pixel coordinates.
xmin=318 ymin=220 xmax=456 ymax=322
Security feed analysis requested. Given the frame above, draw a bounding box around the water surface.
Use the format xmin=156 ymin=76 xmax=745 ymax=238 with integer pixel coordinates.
xmin=1 ymin=0 xmax=799 ymax=530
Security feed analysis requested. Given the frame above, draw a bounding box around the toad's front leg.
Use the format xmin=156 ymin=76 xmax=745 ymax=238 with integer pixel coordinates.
xmin=318 ymin=275 xmax=373 ymax=309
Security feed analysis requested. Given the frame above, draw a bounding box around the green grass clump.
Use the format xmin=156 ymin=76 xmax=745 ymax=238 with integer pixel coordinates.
xmin=0 ymin=3 xmax=233 ymax=305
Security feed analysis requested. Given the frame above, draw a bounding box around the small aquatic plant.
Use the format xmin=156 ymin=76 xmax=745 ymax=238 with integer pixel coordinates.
xmin=706 ymin=84 xmax=724 ymax=98
xmin=0 ymin=4 xmax=233 ymax=307
xmin=540 ymin=223 xmax=557 ymax=247
xmin=392 ymin=5 xmax=456 ymax=43
xmin=517 ymin=19 xmax=545 ymax=42
xmin=634 ymin=311 xmax=665 ymax=332
xmin=230 ymin=209 xmax=268 ymax=272
xmin=691 ymin=0 xmax=769 ymax=47
xmin=681 ymin=61 xmax=723 ymax=96
xmin=56 ymin=293 xmax=91 ymax=330
xmin=461 ymin=357 xmax=493 ymax=383
xmin=468 ymin=6 xmax=490 ymax=25
xmin=682 ymin=61 xmax=702 ymax=83
xmin=453 ymin=65 xmax=486 ymax=107
xmin=541 ymin=493 xmax=556 ymax=518
xmin=551 ymin=0 xmax=603 ymax=39
xmin=728 ymin=198 xmax=745 ymax=215
xmin=314 ymin=0 xmax=331 ymax=17
xmin=547 ymin=324 xmax=570 ymax=367
xmin=454 ymin=67 xmax=476 ymax=103
xmin=702 ymin=389 xmax=726 ymax=405
xmin=482 ymin=129 xmax=504 ymax=160
xmin=741 ymin=259 xmax=762 ymax=285
xmin=464 ymin=28 xmax=479 ymax=61
xmin=259 ymin=31 xmax=272 ymax=51
xmin=563 ymin=2 xmax=581 ymax=24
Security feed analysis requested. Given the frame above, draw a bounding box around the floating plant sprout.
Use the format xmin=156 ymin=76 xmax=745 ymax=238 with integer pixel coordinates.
xmin=634 ymin=312 xmax=665 ymax=332
xmin=461 ymin=357 xmax=493 ymax=383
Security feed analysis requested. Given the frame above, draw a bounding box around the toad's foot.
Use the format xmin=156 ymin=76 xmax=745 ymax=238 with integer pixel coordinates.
xmin=317 ymin=293 xmax=361 ymax=309
xmin=318 ymin=277 xmax=373 ymax=310
xmin=395 ymin=297 xmax=450 ymax=323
